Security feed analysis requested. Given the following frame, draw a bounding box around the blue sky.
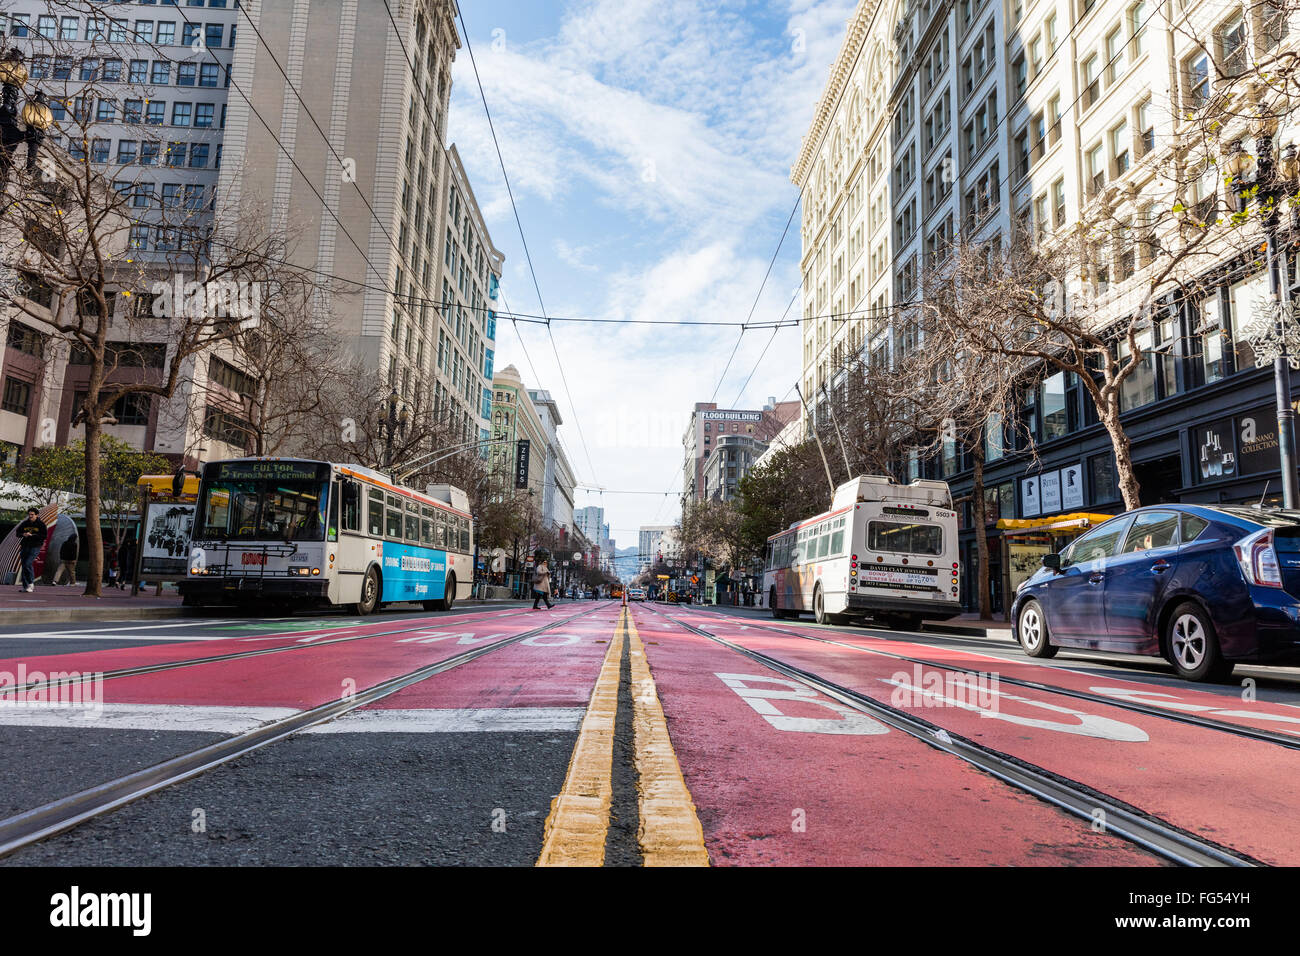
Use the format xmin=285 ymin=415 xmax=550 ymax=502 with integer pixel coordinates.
xmin=447 ymin=0 xmax=858 ymax=544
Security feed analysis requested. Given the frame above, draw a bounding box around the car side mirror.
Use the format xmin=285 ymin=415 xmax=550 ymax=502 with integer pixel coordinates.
xmin=1041 ymin=553 xmax=1061 ymax=571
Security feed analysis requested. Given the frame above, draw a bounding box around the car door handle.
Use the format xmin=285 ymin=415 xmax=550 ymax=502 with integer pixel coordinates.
xmin=1150 ymin=560 xmax=1170 ymax=573
xmin=1088 ymin=572 xmax=1104 ymax=584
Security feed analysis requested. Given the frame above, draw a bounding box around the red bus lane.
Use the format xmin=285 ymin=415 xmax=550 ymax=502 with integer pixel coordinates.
xmin=0 ymin=607 xmax=539 ymax=686
xmin=747 ymin=621 xmax=1300 ymax=742
xmin=350 ymin=609 xmax=618 ymax=713
xmin=64 ymin=609 xmax=600 ymax=711
xmin=667 ymin=611 xmax=1300 ymax=865
xmin=627 ymin=607 xmax=1155 ymax=866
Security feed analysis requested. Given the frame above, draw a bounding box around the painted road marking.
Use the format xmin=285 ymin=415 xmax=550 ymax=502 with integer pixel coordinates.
xmin=537 ymin=616 xmax=623 ymax=867
xmin=880 ymin=676 xmax=1149 ymax=742
xmin=0 ymin=632 xmax=250 ymax=642
xmin=717 ymin=673 xmax=890 ymax=735
xmin=304 ymin=707 xmax=585 ymax=733
xmin=1092 ymin=685 xmax=1300 ymax=733
xmin=0 ymin=704 xmax=586 ymax=734
xmin=626 ymin=609 xmax=709 ymax=866
xmin=0 ymin=704 xmax=298 ymax=733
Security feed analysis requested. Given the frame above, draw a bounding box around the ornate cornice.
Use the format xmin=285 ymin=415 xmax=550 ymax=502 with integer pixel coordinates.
xmin=790 ymin=0 xmax=892 ymax=187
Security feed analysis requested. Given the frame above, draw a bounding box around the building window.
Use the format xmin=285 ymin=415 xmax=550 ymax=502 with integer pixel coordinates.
xmin=1 ymin=377 xmax=32 ymax=416
xmin=1089 ymin=453 xmax=1119 ymax=504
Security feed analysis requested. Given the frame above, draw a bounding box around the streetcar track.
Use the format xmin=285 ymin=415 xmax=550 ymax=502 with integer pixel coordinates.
xmin=0 ymin=603 xmax=618 ymax=699
xmin=666 ymin=606 xmax=1300 ymax=752
xmin=0 ymin=603 xmax=611 ymax=859
xmin=636 ymin=604 xmax=1261 ymax=868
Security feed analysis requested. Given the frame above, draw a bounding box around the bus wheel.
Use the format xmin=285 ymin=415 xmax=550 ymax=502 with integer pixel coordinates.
xmin=351 ymin=568 xmax=380 ymax=616
xmin=439 ymin=573 xmax=456 ymax=612
xmin=814 ymin=585 xmax=830 ymax=625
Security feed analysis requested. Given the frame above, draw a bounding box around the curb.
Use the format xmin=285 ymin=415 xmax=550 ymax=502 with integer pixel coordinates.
xmin=1 ymin=605 xmax=188 ymax=627
xmin=922 ymin=622 xmax=1014 ymax=639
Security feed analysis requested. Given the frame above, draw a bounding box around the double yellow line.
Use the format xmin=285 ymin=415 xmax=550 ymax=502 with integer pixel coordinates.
xmin=537 ymin=606 xmax=708 ymax=866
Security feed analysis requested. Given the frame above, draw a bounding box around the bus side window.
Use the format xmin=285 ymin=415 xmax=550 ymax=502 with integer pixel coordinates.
xmin=328 ymin=483 xmax=340 ymax=542
xmin=341 ymin=480 xmax=361 ymax=532
xmin=830 ymin=530 xmax=843 ymax=555
xmin=421 ymin=507 xmax=434 ymax=547
xmin=367 ymin=490 xmax=384 ymax=537
xmin=435 ymin=512 xmax=447 ymax=549
xmin=460 ymin=517 xmax=470 ymax=553
xmin=404 ymin=502 xmax=420 ymax=542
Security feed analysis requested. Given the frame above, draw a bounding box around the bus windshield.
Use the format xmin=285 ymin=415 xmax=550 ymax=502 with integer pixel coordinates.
xmin=197 ymin=478 xmax=329 ymax=541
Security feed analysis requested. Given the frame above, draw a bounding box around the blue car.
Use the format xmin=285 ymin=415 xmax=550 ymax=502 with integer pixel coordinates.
xmin=1010 ymin=504 xmax=1300 ymax=682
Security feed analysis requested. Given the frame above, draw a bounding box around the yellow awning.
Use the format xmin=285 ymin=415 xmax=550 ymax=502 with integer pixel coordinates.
xmin=137 ymin=474 xmax=200 ymax=497
xmin=996 ymin=512 xmax=1116 ymax=534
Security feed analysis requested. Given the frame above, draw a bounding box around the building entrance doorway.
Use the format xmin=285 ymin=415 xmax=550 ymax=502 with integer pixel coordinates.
xmin=1134 ymin=454 xmax=1182 ymax=506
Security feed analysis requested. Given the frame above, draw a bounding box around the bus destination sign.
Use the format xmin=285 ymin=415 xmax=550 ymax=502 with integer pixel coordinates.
xmin=214 ymin=461 xmax=327 ymax=482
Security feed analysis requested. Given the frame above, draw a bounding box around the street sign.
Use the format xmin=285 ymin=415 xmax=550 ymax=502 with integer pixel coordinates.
xmin=515 ymin=439 xmax=531 ymax=489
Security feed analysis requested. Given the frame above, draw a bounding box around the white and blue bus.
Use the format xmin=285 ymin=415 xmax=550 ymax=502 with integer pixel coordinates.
xmin=180 ymin=457 xmax=473 ymax=615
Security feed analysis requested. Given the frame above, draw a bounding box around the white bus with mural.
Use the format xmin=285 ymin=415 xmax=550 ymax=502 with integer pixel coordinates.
xmin=181 ymin=458 xmax=473 ymax=614
xmin=763 ymin=475 xmax=961 ymax=629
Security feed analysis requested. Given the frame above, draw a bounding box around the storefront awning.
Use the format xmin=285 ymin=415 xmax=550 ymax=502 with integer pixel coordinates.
xmin=996 ymin=512 xmax=1116 ymax=535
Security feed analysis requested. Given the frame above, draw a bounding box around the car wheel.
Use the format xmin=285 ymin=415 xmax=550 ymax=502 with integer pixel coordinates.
xmin=351 ymin=567 xmax=380 ymax=616
xmin=1167 ymin=602 xmax=1234 ymax=682
xmin=440 ymin=573 xmax=456 ymax=612
xmin=1017 ymin=600 xmax=1058 ymax=658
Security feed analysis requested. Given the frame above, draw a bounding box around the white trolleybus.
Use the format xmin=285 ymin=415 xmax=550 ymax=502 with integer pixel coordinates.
xmin=180 ymin=457 xmax=473 ymax=615
xmin=763 ymin=475 xmax=961 ymax=629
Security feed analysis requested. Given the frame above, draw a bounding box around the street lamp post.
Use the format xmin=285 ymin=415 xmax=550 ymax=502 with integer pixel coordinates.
xmin=376 ymin=390 xmax=409 ymax=471
xmin=1228 ymin=135 xmax=1300 ymax=508
xmin=0 ymin=50 xmax=53 ymax=188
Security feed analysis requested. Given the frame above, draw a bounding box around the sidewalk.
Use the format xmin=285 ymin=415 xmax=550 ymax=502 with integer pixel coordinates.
xmin=0 ymin=583 xmax=187 ymax=626
xmin=0 ymin=585 xmax=535 ymax=627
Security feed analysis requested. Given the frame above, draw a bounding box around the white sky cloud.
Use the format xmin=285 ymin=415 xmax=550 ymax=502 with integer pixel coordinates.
xmin=447 ymin=0 xmax=856 ymax=545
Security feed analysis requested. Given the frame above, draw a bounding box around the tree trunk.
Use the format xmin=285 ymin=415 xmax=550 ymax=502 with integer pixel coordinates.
xmin=1099 ymin=399 xmax=1142 ymax=510
xmin=971 ymin=445 xmax=992 ymax=621
xmin=83 ymin=415 xmax=103 ymax=598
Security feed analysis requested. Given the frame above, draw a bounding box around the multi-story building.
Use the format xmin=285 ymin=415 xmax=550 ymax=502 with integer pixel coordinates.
xmin=219 ymin=0 xmax=500 ymax=447
xmin=527 ymin=386 xmax=577 ymax=535
xmin=0 ymin=1 xmax=239 ymax=257
xmin=638 ymin=524 xmax=674 ymax=571
xmin=797 ymin=0 xmax=1300 ymax=614
xmin=681 ymin=398 xmax=799 ymax=502
xmin=489 ymin=364 xmax=547 ymax=500
xmin=701 ymin=433 xmax=769 ymax=502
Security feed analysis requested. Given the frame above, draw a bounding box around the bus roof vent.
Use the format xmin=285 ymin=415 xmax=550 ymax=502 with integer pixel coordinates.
xmin=425 ymin=483 xmax=470 ymax=513
xmin=341 ymin=463 xmax=392 ymax=483
xmin=831 ymin=475 xmax=952 ymax=510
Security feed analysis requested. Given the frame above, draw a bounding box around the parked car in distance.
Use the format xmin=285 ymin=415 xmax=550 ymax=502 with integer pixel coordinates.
xmin=1011 ymin=504 xmax=1300 ymax=681
xmin=627 ymin=587 xmax=646 ymax=602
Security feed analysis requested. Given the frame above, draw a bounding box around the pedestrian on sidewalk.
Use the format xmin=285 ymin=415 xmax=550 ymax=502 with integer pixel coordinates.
xmin=531 ymin=552 xmax=554 ymax=610
xmin=118 ymin=533 xmax=137 ymax=590
xmin=53 ymin=533 xmax=78 ymax=586
xmin=15 ymin=508 xmax=47 ymax=593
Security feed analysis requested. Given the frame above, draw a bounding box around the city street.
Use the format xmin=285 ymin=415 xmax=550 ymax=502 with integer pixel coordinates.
xmin=0 ymin=599 xmax=1294 ymax=869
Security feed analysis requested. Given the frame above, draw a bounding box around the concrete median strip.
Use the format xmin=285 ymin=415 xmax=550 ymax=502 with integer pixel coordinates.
xmin=626 ymin=609 xmax=710 ymax=867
